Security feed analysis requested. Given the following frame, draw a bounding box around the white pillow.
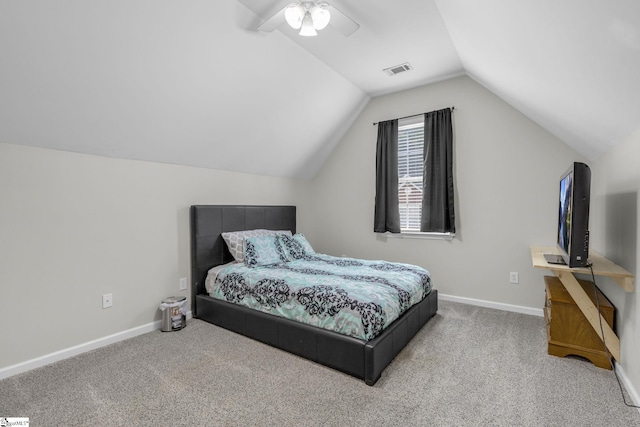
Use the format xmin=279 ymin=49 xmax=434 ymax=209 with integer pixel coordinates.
xmin=221 ymin=229 xmax=292 ymax=262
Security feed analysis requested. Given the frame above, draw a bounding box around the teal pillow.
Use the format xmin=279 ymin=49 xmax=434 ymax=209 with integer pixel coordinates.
xmin=244 ymin=235 xmax=289 ymax=267
xmin=279 ymin=233 xmax=315 ymax=260
xmin=293 ymin=233 xmax=315 ymax=254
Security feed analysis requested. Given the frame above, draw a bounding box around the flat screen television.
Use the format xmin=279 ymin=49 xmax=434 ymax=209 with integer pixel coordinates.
xmin=556 ymin=162 xmax=591 ymax=267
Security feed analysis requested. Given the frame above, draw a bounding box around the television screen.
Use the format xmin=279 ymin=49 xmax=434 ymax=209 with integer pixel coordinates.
xmin=558 ymin=171 xmax=572 ymax=255
xmin=556 ymin=162 xmax=591 ymax=267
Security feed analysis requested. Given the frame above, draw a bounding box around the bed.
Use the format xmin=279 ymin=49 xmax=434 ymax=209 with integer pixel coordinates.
xmin=190 ymin=205 xmax=438 ymax=385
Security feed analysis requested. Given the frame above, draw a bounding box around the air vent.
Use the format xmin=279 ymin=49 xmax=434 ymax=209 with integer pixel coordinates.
xmin=383 ymin=62 xmax=413 ymax=76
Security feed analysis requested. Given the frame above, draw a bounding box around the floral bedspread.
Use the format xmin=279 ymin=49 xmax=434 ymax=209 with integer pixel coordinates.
xmin=209 ymin=254 xmax=431 ymax=341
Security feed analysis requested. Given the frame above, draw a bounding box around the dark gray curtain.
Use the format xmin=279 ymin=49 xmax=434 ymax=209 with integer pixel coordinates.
xmin=420 ymin=108 xmax=455 ymax=232
xmin=374 ymin=119 xmax=400 ymax=233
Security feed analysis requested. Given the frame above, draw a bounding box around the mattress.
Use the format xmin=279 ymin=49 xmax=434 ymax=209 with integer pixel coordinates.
xmin=206 ymin=254 xmax=431 ymax=341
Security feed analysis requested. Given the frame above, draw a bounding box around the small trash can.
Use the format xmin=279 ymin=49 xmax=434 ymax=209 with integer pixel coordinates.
xmin=159 ymin=296 xmax=187 ymax=332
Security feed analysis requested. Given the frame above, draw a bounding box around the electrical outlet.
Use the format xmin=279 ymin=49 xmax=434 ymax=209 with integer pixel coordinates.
xmin=179 ymin=277 xmax=188 ymax=291
xmin=102 ymin=293 xmax=113 ymax=309
xmin=509 ymin=272 xmax=519 ymax=284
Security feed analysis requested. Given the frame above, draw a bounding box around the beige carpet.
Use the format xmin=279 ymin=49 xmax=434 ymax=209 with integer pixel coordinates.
xmin=2 ymin=300 xmax=639 ymax=426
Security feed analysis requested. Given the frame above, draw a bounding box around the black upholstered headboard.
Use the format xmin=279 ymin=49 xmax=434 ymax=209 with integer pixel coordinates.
xmin=189 ymin=205 xmax=296 ymax=309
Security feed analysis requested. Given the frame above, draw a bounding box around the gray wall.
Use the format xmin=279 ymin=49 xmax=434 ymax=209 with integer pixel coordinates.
xmin=590 ymin=128 xmax=640 ymax=404
xmin=305 ymin=76 xmax=584 ymax=308
xmin=0 ymin=143 xmax=305 ymax=369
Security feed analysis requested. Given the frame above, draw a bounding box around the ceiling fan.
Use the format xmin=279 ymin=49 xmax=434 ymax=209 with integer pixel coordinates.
xmin=258 ymin=1 xmax=360 ymax=37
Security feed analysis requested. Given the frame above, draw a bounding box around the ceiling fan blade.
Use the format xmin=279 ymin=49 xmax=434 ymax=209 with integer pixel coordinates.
xmin=257 ymin=6 xmax=287 ymax=32
xmin=327 ymin=4 xmax=360 ymax=37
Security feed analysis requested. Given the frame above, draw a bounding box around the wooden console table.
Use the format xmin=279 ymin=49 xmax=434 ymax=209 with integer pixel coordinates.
xmin=531 ymin=245 xmax=634 ymax=363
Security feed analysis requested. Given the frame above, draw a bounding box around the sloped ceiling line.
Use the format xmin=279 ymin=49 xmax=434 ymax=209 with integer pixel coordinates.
xmin=1 ymin=0 xmax=638 ymax=179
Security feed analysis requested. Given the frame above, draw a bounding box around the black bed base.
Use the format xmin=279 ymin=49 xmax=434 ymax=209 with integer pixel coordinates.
xmin=190 ymin=205 xmax=439 ymax=386
xmin=196 ymin=289 xmax=438 ymax=385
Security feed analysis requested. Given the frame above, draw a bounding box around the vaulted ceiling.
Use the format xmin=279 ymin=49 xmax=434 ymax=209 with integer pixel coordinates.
xmin=1 ymin=1 xmax=639 ymax=179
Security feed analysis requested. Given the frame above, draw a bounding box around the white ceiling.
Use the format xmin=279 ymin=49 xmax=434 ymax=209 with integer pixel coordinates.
xmin=1 ymin=1 xmax=639 ymax=179
xmin=437 ymin=0 xmax=640 ymax=161
xmin=237 ymin=0 xmax=465 ymax=96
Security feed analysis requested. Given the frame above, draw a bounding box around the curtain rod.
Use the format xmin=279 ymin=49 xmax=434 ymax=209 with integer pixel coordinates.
xmin=372 ymin=106 xmax=455 ymax=126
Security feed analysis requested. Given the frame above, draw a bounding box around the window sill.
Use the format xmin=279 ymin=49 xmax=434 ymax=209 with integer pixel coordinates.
xmin=382 ymin=231 xmax=455 ymax=241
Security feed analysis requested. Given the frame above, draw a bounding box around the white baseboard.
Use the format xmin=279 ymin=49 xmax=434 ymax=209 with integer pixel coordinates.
xmin=614 ymin=362 xmax=640 ymax=415
xmin=0 ymin=311 xmax=192 ymax=381
xmin=439 ymin=293 xmax=544 ymax=317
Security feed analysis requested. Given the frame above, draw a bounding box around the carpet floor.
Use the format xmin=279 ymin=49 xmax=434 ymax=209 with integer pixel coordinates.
xmin=2 ymin=300 xmax=639 ymax=426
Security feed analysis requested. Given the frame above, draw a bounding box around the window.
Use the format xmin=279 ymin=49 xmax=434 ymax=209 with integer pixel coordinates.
xmin=398 ymin=117 xmax=424 ymax=232
xmin=374 ymin=107 xmax=454 ymax=237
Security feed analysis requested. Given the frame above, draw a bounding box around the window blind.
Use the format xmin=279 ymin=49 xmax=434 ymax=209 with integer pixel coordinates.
xmin=398 ymin=119 xmax=424 ymax=232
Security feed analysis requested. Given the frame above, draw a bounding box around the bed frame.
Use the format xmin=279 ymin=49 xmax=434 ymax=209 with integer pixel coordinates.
xmin=190 ymin=205 xmax=438 ymax=385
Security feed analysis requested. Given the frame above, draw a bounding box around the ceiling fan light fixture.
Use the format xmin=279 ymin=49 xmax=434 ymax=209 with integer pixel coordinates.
xmin=258 ymin=1 xmax=358 ymax=37
xmin=284 ymin=3 xmax=305 ymax=29
xmin=299 ymin=12 xmax=318 ymax=36
xmin=310 ymin=3 xmax=330 ymax=30
xmin=284 ymin=1 xmax=331 ymax=36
